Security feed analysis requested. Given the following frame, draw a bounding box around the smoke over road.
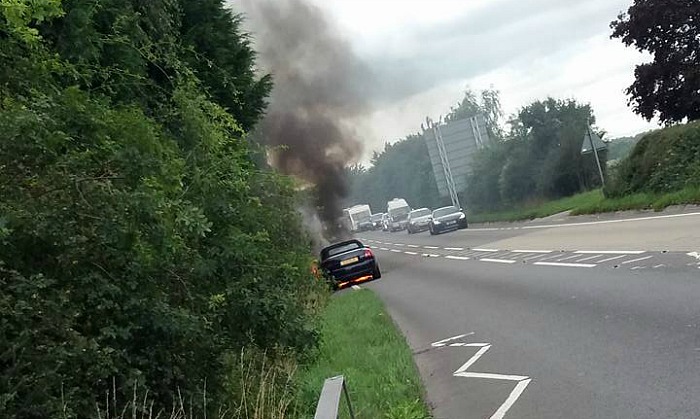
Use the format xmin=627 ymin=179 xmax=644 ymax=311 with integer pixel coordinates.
xmin=239 ymin=0 xmax=372 ymax=240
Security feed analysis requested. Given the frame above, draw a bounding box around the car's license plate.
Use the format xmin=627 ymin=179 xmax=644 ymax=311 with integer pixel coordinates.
xmin=447 ymin=221 xmax=456 ymax=225
xmin=340 ymin=257 xmax=359 ymax=266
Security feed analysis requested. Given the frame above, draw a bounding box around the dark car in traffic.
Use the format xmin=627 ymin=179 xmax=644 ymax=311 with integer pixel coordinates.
xmin=320 ymin=239 xmax=381 ymax=289
xmin=429 ymin=206 xmax=468 ymax=235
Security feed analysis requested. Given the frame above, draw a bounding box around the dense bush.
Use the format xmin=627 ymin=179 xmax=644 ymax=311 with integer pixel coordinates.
xmin=605 ymin=120 xmax=700 ymax=197
xmin=0 ymin=1 xmax=324 ymax=417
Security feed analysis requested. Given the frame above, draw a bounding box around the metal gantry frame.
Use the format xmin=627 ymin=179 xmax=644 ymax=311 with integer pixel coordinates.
xmin=428 ymin=118 xmax=461 ymax=209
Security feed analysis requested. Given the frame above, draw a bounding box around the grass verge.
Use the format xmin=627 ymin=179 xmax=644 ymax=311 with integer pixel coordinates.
xmin=469 ymin=190 xmax=603 ymax=223
xmin=295 ymin=289 xmax=430 ymax=419
xmin=572 ymin=185 xmax=700 ymax=214
xmin=469 ymin=186 xmax=700 ymax=223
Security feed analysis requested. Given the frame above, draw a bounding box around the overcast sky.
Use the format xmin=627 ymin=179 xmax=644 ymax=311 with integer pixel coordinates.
xmin=249 ymin=0 xmax=659 ymax=162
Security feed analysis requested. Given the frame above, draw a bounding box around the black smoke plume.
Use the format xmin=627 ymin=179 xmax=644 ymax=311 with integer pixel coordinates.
xmin=239 ymin=0 xmax=370 ymax=241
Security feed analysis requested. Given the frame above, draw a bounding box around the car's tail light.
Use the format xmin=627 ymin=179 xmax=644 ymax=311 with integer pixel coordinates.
xmin=364 ymin=248 xmax=374 ymax=259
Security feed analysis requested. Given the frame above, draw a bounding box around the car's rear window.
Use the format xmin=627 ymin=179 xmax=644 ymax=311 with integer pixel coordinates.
xmin=411 ymin=209 xmax=431 ymax=218
xmin=322 ymin=241 xmax=362 ymax=259
xmin=433 ymin=206 xmax=458 ymax=218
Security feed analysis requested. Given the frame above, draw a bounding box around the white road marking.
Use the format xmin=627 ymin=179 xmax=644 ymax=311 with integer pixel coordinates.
xmin=454 ymin=345 xmax=491 ymax=374
xmin=380 ymin=247 xmax=389 ymax=251
xmin=621 ymin=255 xmax=654 ymax=265
xmin=631 ymin=266 xmax=646 ymax=270
xmin=480 ymin=258 xmax=517 ymax=264
xmin=518 ymin=211 xmax=700 ymax=229
xmin=446 ymin=255 xmax=470 ymax=261
xmin=404 ymin=251 xmax=418 ymax=255
xmin=431 ymin=333 xmax=474 ymax=347
xmin=390 ymin=249 xmax=402 ymax=253
xmin=534 ymin=261 xmax=597 ymax=268
xmin=574 ymin=250 xmax=646 ymax=254
xmin=687 ymin=252 xmax=700 ymax=260
xmin=653 ymin=264 xmax=665 ymax=269
xmin=490 ymin=379 xmax=533 ymax=419
xmin=423 ymin=245 xmax=439 ymax=249
xmin=407 ymin=244 xmax=420 ymax=248
xmin=511 ymin=249 xmax=552 ymax=253
xmin=473 ymin=248 xmax=499 ymax=252
xmin=556 ymin=254 xmax=582 ymax=262
xmin=437 ymin=334 xmax=532 ymax=419
xmin=596 ymin=254 xmax=627 ymax=263
xmin=574 ymin=254 xmax=605 ymax=262
xmin=393 ymin=243 xmax=405 ymax=247
xmin=444 ymin=247 xmax=464 ymax=251
xmin=523 ymin=253 xmax=552 ymax=262
xmin=455 ymin=372 xmax=530 ymax=382
xmin=351 ymin=285 xmax=362 ymax=290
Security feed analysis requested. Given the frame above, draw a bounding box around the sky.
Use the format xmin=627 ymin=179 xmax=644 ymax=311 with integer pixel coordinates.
xmin=252 ymin=0 xmax=660 ymax=162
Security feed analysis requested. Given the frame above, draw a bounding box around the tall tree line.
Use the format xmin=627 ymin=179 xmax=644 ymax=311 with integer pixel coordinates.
xmin=347 ymin=90 xmax=606 ymax=213
xmin=1 ymin=1 xmax=322 ymax=417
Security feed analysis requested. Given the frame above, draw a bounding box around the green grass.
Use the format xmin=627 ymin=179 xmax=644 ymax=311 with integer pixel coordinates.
xmin=469 ymin=186 xmax=700 ymax=223
xmin=469 ymin=190 xmax=604 ymax=223
xmin=295 ymin=289 xmax=430 ymax=419
xmin=572 ymin=185 xmax=700 ymax=215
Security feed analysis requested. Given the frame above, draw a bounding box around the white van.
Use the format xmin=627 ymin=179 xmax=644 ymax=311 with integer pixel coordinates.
xmin=386 ymin=198 xmax=411 ymax=232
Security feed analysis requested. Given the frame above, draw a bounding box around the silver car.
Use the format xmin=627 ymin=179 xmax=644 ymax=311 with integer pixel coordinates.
xmin=407 ymin=208 xmax=432 ymax=234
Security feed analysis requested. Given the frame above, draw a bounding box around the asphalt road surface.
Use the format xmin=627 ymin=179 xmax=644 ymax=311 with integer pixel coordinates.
xmin=357 ymin=210 xmax=700 ymax=419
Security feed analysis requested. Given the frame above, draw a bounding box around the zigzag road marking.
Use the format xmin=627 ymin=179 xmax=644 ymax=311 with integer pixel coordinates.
xmin=431 ymin=334 xmax=532 ymax=419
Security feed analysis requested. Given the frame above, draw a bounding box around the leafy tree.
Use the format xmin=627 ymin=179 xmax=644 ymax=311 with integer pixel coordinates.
xmin=611 ymin=0 xmax=700 ymax=123
xmin=0 ymin=1 xmax=324 ymax=417
xmin=446 ymin=88 xmax=504 ymax=140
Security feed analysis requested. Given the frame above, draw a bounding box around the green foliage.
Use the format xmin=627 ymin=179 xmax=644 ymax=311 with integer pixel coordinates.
xmin=0 ymin=0 xmax=63 ymax=43
xmin=294 ymin=289 xmax=429 ymax=419
xmin=0 ymin=1 xmax=325 ymax=418
xmin=611 ymin=0 xmax=700 ymax=123
xmin=466 ymin=98 xmax=604 ymax=212
xmin=605 ymin=120 xmax=700 ymax=197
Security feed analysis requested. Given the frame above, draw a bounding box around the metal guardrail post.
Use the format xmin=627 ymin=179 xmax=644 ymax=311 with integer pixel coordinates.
xmin=313 ymin=375 xmax=355 ymax=419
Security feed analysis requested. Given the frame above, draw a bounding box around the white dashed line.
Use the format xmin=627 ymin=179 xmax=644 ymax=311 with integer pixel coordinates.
xmin=380 ymin=247 xmax=389 ymax=251
xmin=573 ymin=254 xmax=605 ymax=262
xmin=621 ymin=255 xmax=654 ymax=265
xmin=422 ymin=253 xmax=440 ymax=258
xmin=556 ymin=254 xmax=582 ymax=262
xmin=446 ymin=255 xmax=470 ymax=261
xmin=480 ymin=258 xmax=517 ymax=264
xmin=631 ymin=266 xmax=646 ymax=270
xmin=390 ymin=249 xmax=402 ymax=253
xmin=653 ymin=264 xmax=665 ymax=269
xmin=393 ymin=243 xmax=405 ymax=247
xmin=534 ymin=261 xmax=597 ymax=268
xmin=404 ymin=251 xmax=418 ymax=255
xmin=444 ymin=247 xmax=464 ymax=251
xmin=596 ymin=254 xmax=627 ymax=263
xmin=473 ymin=248 xmax=499 ymax=252
xmin=423 ymin=245 xmax=439 ymax=249
xmin=523 ymin=253 xmax=552 ymax=262
xmin=574 ymin=250 xmax=646 ymax=254
xmin=511 ymin=249 xmax=552 ymax=253
xmin=407 ymin=244 xmax=420 ymax=248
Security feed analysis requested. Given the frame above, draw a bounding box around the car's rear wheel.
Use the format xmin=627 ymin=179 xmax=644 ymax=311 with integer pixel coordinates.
xmin=373 ymin=265 xmax=382 ymax=279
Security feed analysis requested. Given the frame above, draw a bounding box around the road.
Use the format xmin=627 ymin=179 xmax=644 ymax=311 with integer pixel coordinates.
xmin=357 ymin=210 xmax=700 ymax=419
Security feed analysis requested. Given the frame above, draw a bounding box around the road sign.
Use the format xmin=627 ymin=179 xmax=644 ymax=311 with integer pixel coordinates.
xmin=581 ymin=128 xmax=607 ymax=154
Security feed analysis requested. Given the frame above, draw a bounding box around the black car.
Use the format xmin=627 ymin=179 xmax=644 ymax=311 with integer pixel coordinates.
xmin=320 ymin=239 xmax=381 ymax=289
xmin=429 ymin=206 xmax=468 ymax=235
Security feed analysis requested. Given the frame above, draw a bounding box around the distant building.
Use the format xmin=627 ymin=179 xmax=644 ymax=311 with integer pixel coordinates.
xmin=422 ymin=114 xmax=492 ymax=204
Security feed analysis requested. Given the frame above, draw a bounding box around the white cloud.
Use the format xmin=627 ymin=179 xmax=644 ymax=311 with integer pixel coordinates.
xmin=298 ymin=0 xmax=660 ymax=161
